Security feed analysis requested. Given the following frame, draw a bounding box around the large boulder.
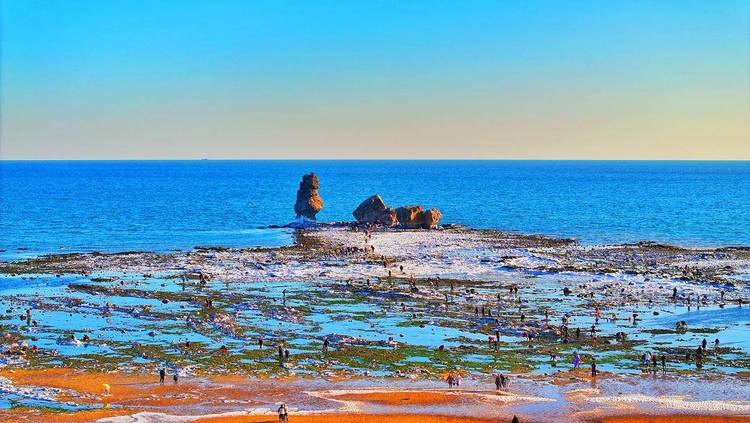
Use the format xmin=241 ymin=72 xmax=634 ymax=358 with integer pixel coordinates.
xmin=354 ymin=195 xmax=439 ymax=228
xmin=353 ymin=194 xmax=388 ymax=222
xmin=294 ymin=173 xmax=323 ymax=220
xmin=421 ymin=208 xmax=443 ymax=229
xmin=396 ymin=205 xmax=424 ymax=228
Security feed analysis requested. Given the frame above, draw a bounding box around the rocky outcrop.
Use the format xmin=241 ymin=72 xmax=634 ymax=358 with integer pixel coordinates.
xmin=294 ymin=173 xmax=323 ymax=220
xmin=396 ymin=205 xmax=424 ymax=228
xmin=421 ymin=208 xmax=443 ymax=229
xmin=354 ymin=195 xmax=441 ymax=228
xmin=353 ymin=194 xmax=386 ymax=221
xmin=353 ymin=195 xmax=397 ymax=225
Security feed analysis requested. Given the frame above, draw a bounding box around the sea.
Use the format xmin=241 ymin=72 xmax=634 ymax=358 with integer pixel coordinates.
xmin=1 ymin=160 xmax=749 ymax=259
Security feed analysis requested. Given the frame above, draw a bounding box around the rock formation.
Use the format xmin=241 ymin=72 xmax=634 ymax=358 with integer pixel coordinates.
xmin=354 ymin=195 xmax=441 ymax=228
xmin=377 ymin=208 xmax=399 ymax=226
xmin=395 ymin=205 xmax=424 ymax=228
xmin=352 ymin=194 xmax=397 ymax=225
xmin=294 ymin=173 xmax=323 ymax=220
xmin=421 ymin=208 xmax=443 ymax=229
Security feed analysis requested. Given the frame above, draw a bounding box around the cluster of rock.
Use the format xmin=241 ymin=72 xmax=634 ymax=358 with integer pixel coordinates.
xmin=353 ymin=194 xmax=442 ymax=229
xmin=292 ymin=174 xmax=442 ymax=228
xmin=294 ymin=173 xmax=324 ymax=220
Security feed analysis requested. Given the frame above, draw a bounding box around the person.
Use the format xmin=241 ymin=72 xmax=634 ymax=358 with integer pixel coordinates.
xmin=323 ymin=338 xmax=329 ymax=352
xmin=702 ymin=338 xmax=708 ymax=350
xmin=572 ymin=352 xmax=581 ymax=369
xmin=591 ymin=358 xmax=597 ymax=377
xmin=714 ymin=338 xmax=720 ymax=349
xmin=446 ymin=374 xmax=454 ymax=388
xmin=173 ymin=373 xmax=178 ymax=384
xmin=499 ymin=374 xmax=509 ymax=389
xmin=495 ymin=374 xmax=502 ymax=390
xmin=259 ymin=337 xmax=264 ymax=349
xmin=661 ymin=355 xmax=666 ymax=373
xmin=278 ymin=344 xmax=284 ymax=359
xmin=643 ymin=351 xmax=652 ymax=366
xmin=159 ymin=368 xmax=165 ymax=384
xmin=278 ymin=403 xmax=289 ymax=421
xmin=512 ymin=415 xmax=520 ymax=423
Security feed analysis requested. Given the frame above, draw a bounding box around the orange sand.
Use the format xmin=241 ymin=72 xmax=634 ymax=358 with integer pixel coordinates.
xmin=3 ymin=368 xmax=750 ymax=423
xmin=595 ymin=417 xmax=750 ymax=423
xmin=0 ymin=367 xmax=271 ymax=407
xmin=194 ymin=414 xmax=498 ymax=423
xmin=331 ymin=390 xmax=489 ymax=406
xmin=0 ymin=411 xmax=498 ymax=423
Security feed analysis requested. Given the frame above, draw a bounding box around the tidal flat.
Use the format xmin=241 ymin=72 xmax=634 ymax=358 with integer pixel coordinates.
xmin=1 ymin=225 xmax=750 ymax=422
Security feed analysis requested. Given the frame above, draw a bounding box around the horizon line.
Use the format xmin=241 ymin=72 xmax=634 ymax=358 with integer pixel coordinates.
xmin=1 ymin=158 xmax=750 ymax=162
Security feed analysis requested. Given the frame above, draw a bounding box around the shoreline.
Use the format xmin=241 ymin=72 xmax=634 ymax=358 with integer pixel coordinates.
xmin=3 ymin=224 xmax=749 ymax=285
xmin=4 ymin=222 xmax=750 ymax=264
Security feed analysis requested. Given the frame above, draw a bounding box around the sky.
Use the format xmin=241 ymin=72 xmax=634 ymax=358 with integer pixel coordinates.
xmin=1 ymin=0 xmax=749 ymax=160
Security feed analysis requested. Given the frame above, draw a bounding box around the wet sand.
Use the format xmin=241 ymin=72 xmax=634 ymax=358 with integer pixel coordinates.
xmin=2 ymin=368 xmax=750 ymax=422
xmin=595 ymin=417 xmax=750 ymax=423
xmin=193 ymin=414 xmax=497 ymax=423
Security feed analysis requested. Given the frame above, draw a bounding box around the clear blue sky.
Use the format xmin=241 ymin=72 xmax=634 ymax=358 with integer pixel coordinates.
xmin=1 ymin=0 xmax=749 ymax=159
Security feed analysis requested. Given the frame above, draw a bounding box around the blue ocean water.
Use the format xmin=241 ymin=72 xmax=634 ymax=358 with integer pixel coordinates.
xmin=1 ymin=160 xmax=749 ymax=258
